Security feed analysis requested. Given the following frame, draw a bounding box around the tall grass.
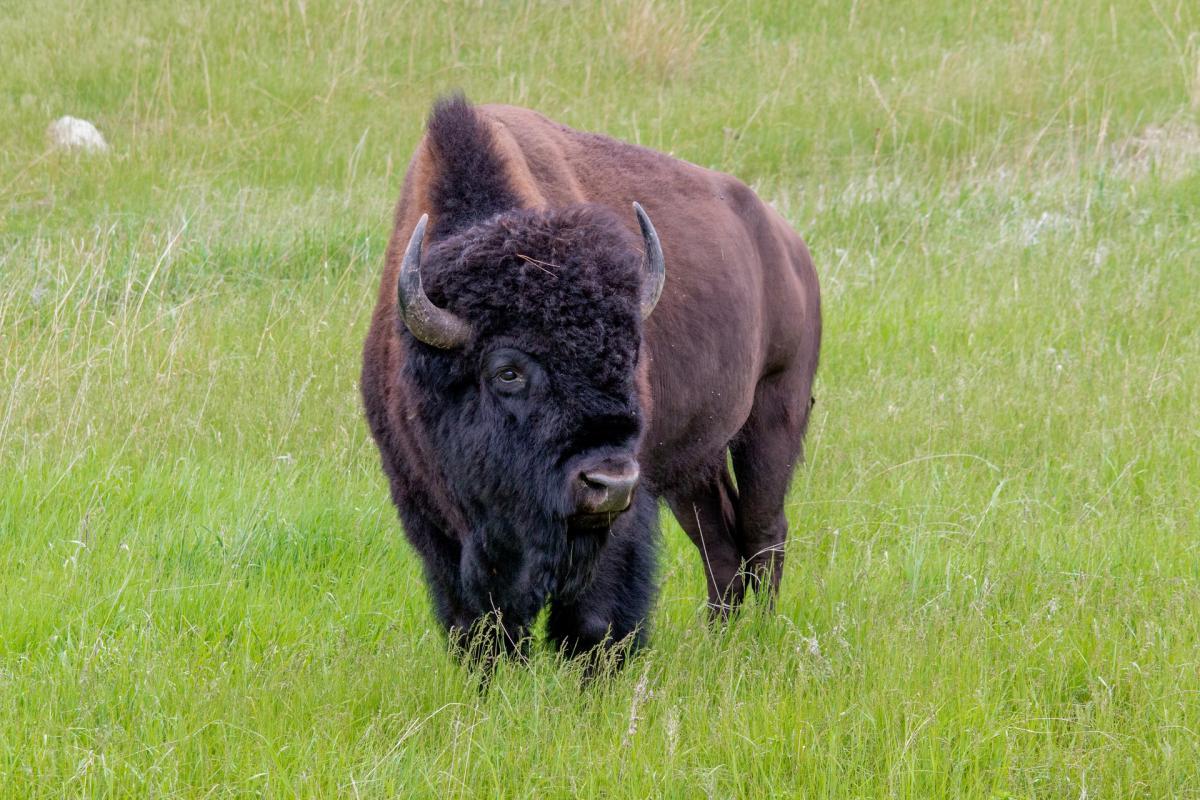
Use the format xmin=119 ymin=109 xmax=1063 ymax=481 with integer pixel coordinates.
xmin=2 ymin=0 xmax=1198 ymax=796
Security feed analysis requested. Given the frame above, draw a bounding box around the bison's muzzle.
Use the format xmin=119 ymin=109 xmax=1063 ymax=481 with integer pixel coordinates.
xmin=573 ymin=457 xmax=640 ymax=519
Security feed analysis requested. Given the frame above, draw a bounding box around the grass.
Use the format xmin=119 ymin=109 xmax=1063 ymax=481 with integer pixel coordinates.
xmin=2 ymin=0 xmax=1198 ymax=796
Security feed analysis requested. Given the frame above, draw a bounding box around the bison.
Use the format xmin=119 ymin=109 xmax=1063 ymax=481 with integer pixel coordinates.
xmin=361 ymin=96 xmax=820 ymax=664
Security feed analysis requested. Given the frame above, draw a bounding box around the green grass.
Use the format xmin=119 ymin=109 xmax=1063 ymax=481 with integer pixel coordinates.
xmin=2 ymin=0 xmax=1199 ymax=796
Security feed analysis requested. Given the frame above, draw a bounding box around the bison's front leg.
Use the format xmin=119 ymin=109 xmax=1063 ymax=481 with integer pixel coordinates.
xmin=547 ymin=492 xmax=659 ymax=672
xmin=446 ymin=611 xmax=530 ymax=676
xmin=453 ymin=531 xmax=542 ymax=670
xmin=397 ymin=505 xmax=479 ymax=635
xmin=400 ymin=507 xmax=534 ymax=669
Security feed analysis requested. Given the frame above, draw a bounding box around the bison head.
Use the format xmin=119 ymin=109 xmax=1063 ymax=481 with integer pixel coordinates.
xmin=395 ymin=203 xmax=664 ymax=601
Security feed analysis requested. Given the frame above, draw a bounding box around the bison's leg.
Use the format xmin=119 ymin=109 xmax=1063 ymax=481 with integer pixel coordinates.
xmin=449 ymin=612 xmax=532 ymax=680
xmin=399 ymin=506 xmax=530 ymax=670
xmin=397 ymin=506 xmax=471 ymax=631
xmin=664 ymin=461 xmax=745 ymax=616
xmin=456 ymin=534 xmax=539 ymax=671
xmin=729 ymin=369 xmax=814 ymax=601
xmin=547 ymin=491 xmax=658 ymax=671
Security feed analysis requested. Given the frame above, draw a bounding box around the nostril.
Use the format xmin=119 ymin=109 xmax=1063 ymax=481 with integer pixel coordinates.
xmin=580 ymin=473 xmax=607 ymax=491
xmin=581 ymin=465 xmax=639 ymax=492
xmin=575 ymin=461 xmax=640 ymax=515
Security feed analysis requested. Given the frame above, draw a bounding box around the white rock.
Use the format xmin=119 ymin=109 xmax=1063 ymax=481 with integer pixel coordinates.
xmin=47 ymin=116 xmax=109 ymax=153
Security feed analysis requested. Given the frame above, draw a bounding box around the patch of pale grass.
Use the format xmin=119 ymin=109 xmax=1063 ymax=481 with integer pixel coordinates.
xmin=613 ymin=0 xmax=718 ymax=82
xmin=1111 ymin=117 xmax=1200 ymax=180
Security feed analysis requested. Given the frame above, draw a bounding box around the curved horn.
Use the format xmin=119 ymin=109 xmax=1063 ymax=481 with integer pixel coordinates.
xmin=397 ymin=214 xmax=472 ymax=349
xmin=633 ymin=202 xmax=665 ymax=319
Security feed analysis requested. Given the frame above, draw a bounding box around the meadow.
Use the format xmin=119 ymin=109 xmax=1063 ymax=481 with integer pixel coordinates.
xmin=2 ymin=0 xmax=1198 ymax=796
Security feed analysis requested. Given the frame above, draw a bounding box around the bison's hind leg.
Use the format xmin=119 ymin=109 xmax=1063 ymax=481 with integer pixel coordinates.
xmin=663 ymin=460 xmax=745 ymax=615
xmin=729 ymin=367 xmax=814 ymax=601
xmin=547 ymin=491 xmax=659 ymax=671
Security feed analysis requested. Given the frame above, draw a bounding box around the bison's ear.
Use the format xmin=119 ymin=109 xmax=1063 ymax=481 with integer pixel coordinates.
xmin=397 ymin=213 xmax=473 ymax=349
xmin=633 ymin=202 xmax=665 ymax=319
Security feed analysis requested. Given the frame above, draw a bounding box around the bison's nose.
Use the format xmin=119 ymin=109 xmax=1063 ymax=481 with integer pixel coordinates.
xmin=575 ymin=460 xmax=640 ymax=515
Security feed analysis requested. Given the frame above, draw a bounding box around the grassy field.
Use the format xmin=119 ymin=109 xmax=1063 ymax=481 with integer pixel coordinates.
xmin=2 ymin=0 xmax=1199 ymax=795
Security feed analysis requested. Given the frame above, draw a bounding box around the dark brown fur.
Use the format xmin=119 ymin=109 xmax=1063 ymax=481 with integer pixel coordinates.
xmin=362 ymin=98 xmax=820 ymax=636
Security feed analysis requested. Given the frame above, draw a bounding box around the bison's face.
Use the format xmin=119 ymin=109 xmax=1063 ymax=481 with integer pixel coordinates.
xmin=398 ymin=205 xmax=663 ymax=542
xmin=473 ymin=341 xmax=643 ymax=529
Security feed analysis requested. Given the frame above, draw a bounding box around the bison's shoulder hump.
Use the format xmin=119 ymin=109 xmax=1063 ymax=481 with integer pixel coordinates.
xmin=424 ymin=94 xmax=522 ymax=237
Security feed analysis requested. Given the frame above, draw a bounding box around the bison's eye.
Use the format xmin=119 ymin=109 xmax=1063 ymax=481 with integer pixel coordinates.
xmin=494 ymin=366 xmax=524 ymax=387
xmin=483 ymin=348 xmax=534 ymax=397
